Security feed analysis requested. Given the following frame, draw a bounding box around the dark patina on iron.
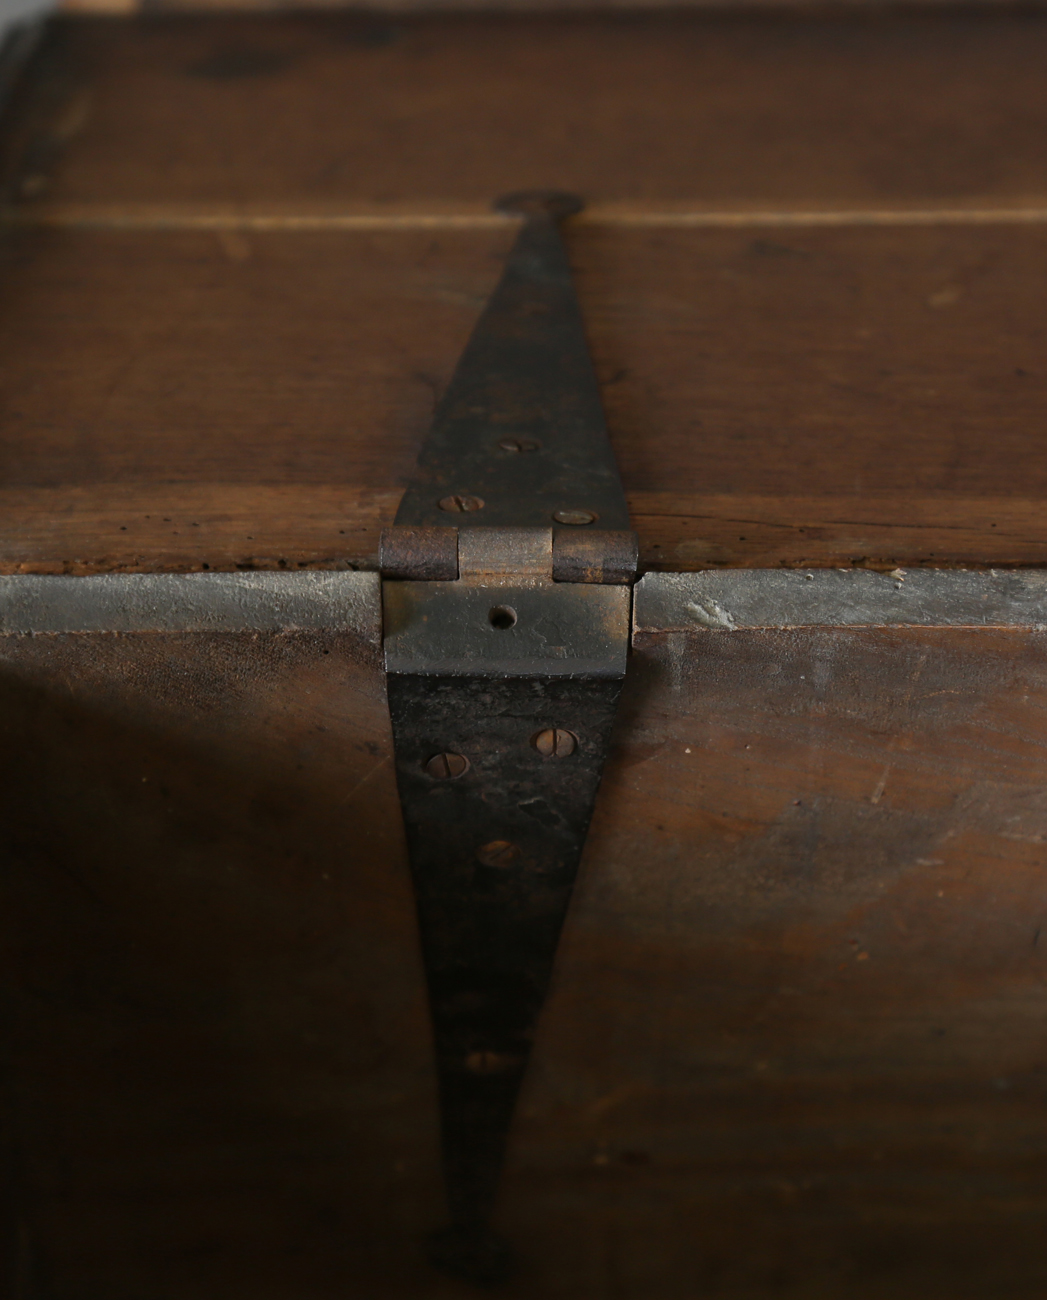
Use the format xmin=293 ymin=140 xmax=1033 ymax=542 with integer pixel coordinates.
xmin=381 ymin=192 xmax=636 ymax=1284
xmin=392 ymin=190 xmax=631 ymax=535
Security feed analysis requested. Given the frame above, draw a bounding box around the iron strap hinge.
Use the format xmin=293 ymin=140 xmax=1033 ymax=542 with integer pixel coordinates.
xmin=379 ymin=191 xmax=637 ymax=1285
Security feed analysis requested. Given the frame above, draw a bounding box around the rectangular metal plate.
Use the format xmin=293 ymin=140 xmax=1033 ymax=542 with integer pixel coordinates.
xmin=382 ymin=580 xmax=631 ymax=678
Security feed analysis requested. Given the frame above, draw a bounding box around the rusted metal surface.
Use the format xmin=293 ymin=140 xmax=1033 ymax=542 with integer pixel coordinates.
xmin=385 ymin=672 xmax=624 ymax=1280
xmin=383 ymin=580 xmax=630 ymax=678
xmin=379 ymin=527 xmax=459 ymax=582
xmin=383 ymin=192 xmax=634 ymax=1282
xmin=391 ymin=192 xmax=631 ymax=535
xmin=551 ymin=528 xmax=639 ymax=586
xmin=383 ymin=525 xmax=630 ymax=677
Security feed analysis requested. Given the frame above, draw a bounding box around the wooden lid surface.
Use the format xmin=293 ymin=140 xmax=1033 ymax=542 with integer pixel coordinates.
xmin=1 ymin=10 xmax=1046 ymax=572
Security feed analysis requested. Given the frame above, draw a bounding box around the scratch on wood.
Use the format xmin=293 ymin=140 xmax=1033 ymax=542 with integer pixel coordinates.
xmin=870 ymin=766 xmax=890 ymax=804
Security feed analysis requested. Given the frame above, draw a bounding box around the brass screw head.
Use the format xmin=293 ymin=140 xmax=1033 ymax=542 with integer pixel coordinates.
xmin=439 ymin=494 xmax=485 ymax=513
xmin=424 ymin=752 xmax=470 ymax=780
xmin=477 ymin=840 xmax=520 ymax=868
xmin=465 ymin=1050 xmax=520 ymax=1075
xmin=532 ymin=728 xmax=578 ymax=758
xmin=498 ymin=437 xmax=542 ymax=453
xmin=552 ymin=508 xmax=596 ymax=526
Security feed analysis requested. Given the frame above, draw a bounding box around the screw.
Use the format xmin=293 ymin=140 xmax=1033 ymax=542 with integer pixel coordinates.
xmin=498 ymin=437 xmax=541 ymax=453
xmin=477 ymin=840 xmax=520 ymax=868
xmin=552 ymin=508 xmax=596 ymax=526
xmin=439 ymin=494 xmax=485 ymax=513
xmin=532 ymin=728 xmax=578 ymax=758
xmin=424 ymin=752 xmax=470 ymax=780
xmin=465 ymin=1050 xmax=519 ymax=1075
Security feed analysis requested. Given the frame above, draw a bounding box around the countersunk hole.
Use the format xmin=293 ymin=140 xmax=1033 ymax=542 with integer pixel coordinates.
xmin=489 ymin=605 xmax=517 ymax=630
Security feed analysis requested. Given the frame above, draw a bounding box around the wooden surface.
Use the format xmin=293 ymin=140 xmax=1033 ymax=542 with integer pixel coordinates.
xmin=1 ymin=13 xmax=1047 ymax=571
xmin=11 ymin=12 xmax=1047 ymax=210
xmin=5 ymin=617 xmax=1047 ymax=1296
xmin=5 ymin=13 xmax=1047 ymax=1300
xmin=1 ymin=221 xmax=1047 ymax=572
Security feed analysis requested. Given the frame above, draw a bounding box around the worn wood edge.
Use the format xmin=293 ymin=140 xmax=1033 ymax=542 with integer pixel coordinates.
xmin=2 ymin=488 xmax=1047 ymax=575
xmin=0 ymin=569 xmax=382 ymax=635
xmin=0 ymin=485 xmax=399 ymax=575
xmin=633 ymin=567 xmax=1047 ymax=632
xmin=633 ymin=494 xmax=1047 ymax=571
xmin=12 ymin=201 xmax=1047 ymax=231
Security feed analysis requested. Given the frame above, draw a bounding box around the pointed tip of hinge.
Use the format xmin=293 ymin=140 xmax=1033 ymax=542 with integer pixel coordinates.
xmin=428 ymin=1224 xmax=515 ymax=1288
xmin=494 ymin=190 xmax=584 ymax=221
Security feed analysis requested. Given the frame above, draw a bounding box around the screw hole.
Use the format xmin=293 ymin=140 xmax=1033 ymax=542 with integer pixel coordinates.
xmin=489 ymin=605 xmax=517 ymax=630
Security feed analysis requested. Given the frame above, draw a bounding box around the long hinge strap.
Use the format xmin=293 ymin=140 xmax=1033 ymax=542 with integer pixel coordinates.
xmin=381 ymin=192 xmax=636 ymax=1285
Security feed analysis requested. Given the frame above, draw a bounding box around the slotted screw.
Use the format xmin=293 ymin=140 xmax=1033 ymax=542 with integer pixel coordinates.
xmin=498 ymin=437 xmax=541 ymax=453
xmin=425 ymin=752 xmax=470 ymax=780
xmin=465 ymin=1050 xmax=519 ymax=1075
xmin=439 ymin=494 xmax=485 ymax=513
xmin=552 ymin=508 xmax=596 ymax=526
xmin=532 ymin=728 xmax=578 ymax=758
xmin=477 ymin=840 xmax=520 ymax=868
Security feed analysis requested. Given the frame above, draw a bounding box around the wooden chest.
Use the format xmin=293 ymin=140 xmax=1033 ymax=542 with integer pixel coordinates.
xmin=3 ymin=7 xmax=1047 ymax=1297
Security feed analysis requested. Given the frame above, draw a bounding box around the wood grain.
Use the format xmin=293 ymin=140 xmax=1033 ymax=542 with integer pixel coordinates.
xmin=6 ymin=485 xmax=1047 ymax=574
xmin=522 ymin=622 xmax=1047 ymax=1297
xmin=0 ymin=627 xmax=444 ymax=1299
xmin=7 ymin=621 xmax=1047 ymax=1296
xmin=8 ymin=12 xmax=1047 ymax=210
xmin=0 ymin=222 xmax=1046 ymax=571
xmin=5 ymin=11 xmax=1047 ymax=1299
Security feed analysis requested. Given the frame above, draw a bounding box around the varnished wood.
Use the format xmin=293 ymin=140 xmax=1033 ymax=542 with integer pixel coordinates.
xmin=6 ymin=617 xmax=1047 ymax=1296
xmin=0 ymin=220 xmax=1046 ymax=572
xmin=1 ymin=13 xmax=1047 ymax=574
xmin=5 ymin=486 xmax=1047 ymax=574
xmin=10 ymin=12 xmax=1047 ymax=211
xmin=4 ymin=10 xmax=1047 ymax=1296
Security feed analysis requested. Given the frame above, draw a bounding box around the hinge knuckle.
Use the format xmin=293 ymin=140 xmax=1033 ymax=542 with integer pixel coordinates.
xmin=382 ymin=525 xmax=639 ymax=585
xmin=552 ymin=528 xmax=639 ymax=585
xmin=379 ymin=525 xmax=458 ymax=581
